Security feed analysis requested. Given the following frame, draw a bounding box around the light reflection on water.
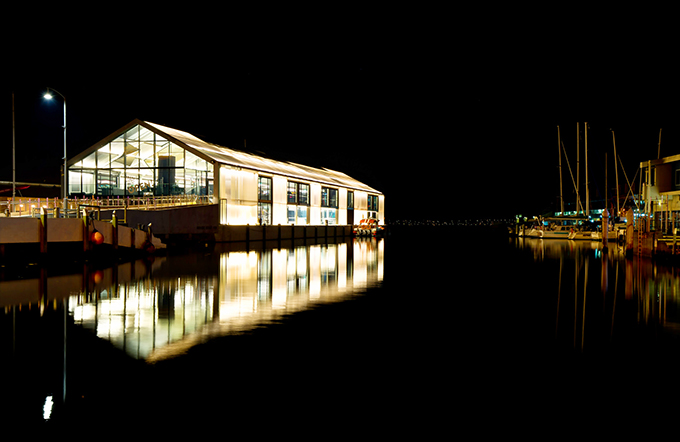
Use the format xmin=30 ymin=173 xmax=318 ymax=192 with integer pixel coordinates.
xmin=3 ymin=239 xmax=384 ymax=363
xmin=515 ymin=237 xmax=680 ymax=354
xmin=1 ymin=238 xmax=386 ymax=424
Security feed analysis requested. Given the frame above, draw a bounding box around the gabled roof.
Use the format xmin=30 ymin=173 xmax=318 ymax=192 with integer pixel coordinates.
xmin=70 ymin=119 xmax=382 ymax=194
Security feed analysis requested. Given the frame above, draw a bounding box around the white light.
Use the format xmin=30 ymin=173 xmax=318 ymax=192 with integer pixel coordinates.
xmin=43 ymin=395 xmax=53 ymax=420
xmin=44 ymin=92 xmax=53 ymax=100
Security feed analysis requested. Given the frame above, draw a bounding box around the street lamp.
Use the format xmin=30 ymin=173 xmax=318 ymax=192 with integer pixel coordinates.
xmin=43 ymin=87 xmax=67 ymax=205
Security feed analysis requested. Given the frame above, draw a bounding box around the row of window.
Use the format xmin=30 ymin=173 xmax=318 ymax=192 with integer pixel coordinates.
xmin=255 ymin=176 xmax=379 ymax=225
xmin=258 ymin=176 xmax=370 ymax=210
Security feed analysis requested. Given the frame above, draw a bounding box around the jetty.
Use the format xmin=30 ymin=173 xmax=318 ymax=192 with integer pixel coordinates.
xmin=1 ymin=197 xmax=167 ymax=259
xmin=0 ymin=195 xmax=357 ymax=263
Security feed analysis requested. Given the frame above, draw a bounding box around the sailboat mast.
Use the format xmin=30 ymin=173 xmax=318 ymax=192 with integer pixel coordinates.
xmin=558 ymin=125 xmax=564 ymax=214
xmin=585 ymin=122 xmax=590 ymax=216
xmin=612 ymin=130 xmax=620 ymax=215
xmin=577 ymin=123 xmax=580 ymax=215
xmin=605 ymin=152 xmax=608 ymax=215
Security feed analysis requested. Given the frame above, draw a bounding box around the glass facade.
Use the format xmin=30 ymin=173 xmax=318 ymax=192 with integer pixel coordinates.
xmin=67 ymin=121 xmax=383 ymax=226
xmin=68 ymin=124 xmax=214 ymax=198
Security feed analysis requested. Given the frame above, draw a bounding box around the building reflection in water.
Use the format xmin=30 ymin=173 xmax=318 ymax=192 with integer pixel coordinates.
xmin=67 ymin=238 xmax=384 ymax=361
xmin=515 ymin=237 xmax=680 ymax=353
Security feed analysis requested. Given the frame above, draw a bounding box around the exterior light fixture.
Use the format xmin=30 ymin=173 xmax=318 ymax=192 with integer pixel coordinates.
xmin=43 ymin=87 xmax=67 ymax=206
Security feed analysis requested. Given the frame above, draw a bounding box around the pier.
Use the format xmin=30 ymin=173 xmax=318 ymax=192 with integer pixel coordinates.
xmin=0 ymin=209 xmax=164 ymax=262
xmin=0 ymin=196 xmax=355 ymax=262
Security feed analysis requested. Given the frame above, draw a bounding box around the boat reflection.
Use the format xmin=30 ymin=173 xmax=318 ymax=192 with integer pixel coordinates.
xmin=514 ymin=237 xmax=680 ymax=353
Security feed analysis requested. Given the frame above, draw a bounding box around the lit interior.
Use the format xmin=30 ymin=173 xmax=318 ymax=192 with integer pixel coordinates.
xmin=68 ymin=121 xmax=384 ymax=226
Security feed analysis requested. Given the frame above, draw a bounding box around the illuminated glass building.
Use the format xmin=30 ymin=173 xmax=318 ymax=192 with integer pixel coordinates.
xmin=68 ymin=120 xmax=384 ymax=226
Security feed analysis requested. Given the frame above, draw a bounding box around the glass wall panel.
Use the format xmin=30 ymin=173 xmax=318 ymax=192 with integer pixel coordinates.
xmin=258 ymin=202 xmax=272 ymax=224
xmin=156 ymin=138 xmax=171 ymax=157
xmin=97 ymin=170 xmax=115 ymax=195
xmin=126 ymin=141 xmax=141 ymax=168
xmin=125 ymin=125 xmax=140 ymax=143
xmin=321 ymin=208 xmax=337 ymax=225
xmin=96 ymin=147 xmax=110 ymax=168
xmin=111 ymin=139 xmax=125 ymax=162
xmin=298 ymin=183 xmax=309 ymax=205
xmin=157 ymin=154 xmax=176 ymax=195
xmin=69 ymin=171 xmax=82 ymax=194
xmin=330 ymin=188 xmax=338 ymax=208
xmin=258 ymin=176 xmax=272 ymax=201
xmin=175 ymin=168 xmax=185 ymax=195
xmin=126 ymin=172 xmax=140 ymax=195
xmin=185 ymin=150 xmax=205 ymax=171
xmin=171 ymin=142 xmax=185 ymax=168
xmin=68 ymin=124 xmax=215 ymax=200
xmin=82 ymin=170 xmax=95 ymax=194
xmin=321 ymin=187 xmax=338 ymax=208
xmin=368 ymin=195 xmax=379 ymax=211
xmin=139 ymin=126 xmax=154 ymax=144
xmin=321 ymin=187 xmax=328 ymax=207
xmin=140 ymin=140 xmax=155 ymax=167
xmin=81 ymin=151 xmax=97 ymax=169
xmin=287 ymin=182 xmax=297 ymax=204
xmin=297 ymin=206 xmax=308 ymax=224
xmin=112 ymin=169 xmax=125 ymax=196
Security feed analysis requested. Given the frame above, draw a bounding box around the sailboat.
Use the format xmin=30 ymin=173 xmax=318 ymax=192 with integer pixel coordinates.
xmin=556 ymin=123 xmax=592 ymax=239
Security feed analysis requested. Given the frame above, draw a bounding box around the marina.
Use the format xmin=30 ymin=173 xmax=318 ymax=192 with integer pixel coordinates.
xmin=4 ymin=225 xmax=680 ymax=433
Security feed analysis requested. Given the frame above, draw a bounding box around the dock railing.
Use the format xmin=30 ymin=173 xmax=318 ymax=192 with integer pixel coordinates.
xmin=1 ymin=195 xmax=214 ymax=219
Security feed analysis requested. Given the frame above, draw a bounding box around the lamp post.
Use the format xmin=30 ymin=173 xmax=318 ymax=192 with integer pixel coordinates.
xmin=43 ymin=88 xmax=67 ymax=208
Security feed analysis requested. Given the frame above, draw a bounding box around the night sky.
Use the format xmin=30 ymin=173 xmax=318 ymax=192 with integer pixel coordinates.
xmin=3 ymin=8 xmax=678 ymax=222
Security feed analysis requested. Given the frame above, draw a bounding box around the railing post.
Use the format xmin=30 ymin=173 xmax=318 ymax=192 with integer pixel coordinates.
xmin=112 ymin=210 xmax=119 ymax=251
xmin=82 ymin=208 xmax=89 ymax=252
xmin=39 ymin=207 xmax=47 ymax=255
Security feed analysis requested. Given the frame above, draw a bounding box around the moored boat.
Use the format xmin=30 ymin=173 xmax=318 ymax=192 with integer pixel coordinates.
xmin=568 ymin=229 xmax=596 ymax=240
xmin=541 ymin=225 xmax=572 ymax=239
xmin=353 ymin=218 xmax=386 ymax=237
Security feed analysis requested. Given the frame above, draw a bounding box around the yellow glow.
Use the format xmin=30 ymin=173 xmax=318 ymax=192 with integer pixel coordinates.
xmin=64 ymin=239 xmax=384 ymax=362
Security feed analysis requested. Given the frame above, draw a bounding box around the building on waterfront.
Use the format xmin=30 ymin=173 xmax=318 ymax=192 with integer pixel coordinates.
xmin=67 ymin=120 xmax=384 ymax=226
xmin=639 ymin=154 xmax=680 ymax=232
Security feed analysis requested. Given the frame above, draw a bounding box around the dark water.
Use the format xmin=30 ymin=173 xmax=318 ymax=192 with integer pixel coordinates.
xmin=3 ymin=226 xmax=680 ymax=434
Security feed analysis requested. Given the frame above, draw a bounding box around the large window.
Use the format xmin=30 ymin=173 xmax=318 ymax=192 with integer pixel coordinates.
xmin=258 ymin=176 xmax=272 ymax=224
xmin=258 ymin=176 xmax=272 ymax=202
xmin=298 ymin=183 xmax=309 ymax=205
xmin=287 ymin=181 xmax=309 ymax=224
xmin=287 ymin=182 xmax=297 ymax=204
xmin=368 ymin=194 xmax=379 ymax=211
xmin=321 ymin=187 xmax=338 ymax=208
xmin=321 ymin=187 xmax=338 ymax=225
xmin=68 ymin=124 xmax=213 ymax=198
xmin=367 ymin=194 xmax=379 ymax=219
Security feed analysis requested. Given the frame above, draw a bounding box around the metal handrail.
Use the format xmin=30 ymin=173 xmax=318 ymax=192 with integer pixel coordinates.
xmin=2 ymin=195 xmax=214 ymax=218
